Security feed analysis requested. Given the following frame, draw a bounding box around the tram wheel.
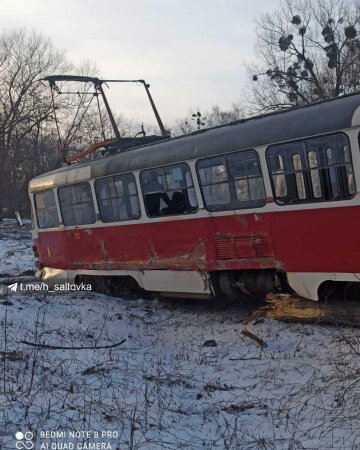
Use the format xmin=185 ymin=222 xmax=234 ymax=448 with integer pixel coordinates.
xmin=218 ymin=272 xmax=238 ymax=299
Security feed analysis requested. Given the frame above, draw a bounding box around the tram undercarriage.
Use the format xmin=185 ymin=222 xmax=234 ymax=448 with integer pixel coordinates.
xmin=37 ymin=265 xmax=360 ymax=303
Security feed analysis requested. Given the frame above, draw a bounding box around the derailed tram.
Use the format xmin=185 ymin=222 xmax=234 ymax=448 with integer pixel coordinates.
xmin=28 ymin=91 xmax=360 ymax=301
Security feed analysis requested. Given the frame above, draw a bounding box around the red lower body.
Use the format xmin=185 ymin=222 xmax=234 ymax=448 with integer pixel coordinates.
xmin=33 ymin=206 xmax=360 ymax=276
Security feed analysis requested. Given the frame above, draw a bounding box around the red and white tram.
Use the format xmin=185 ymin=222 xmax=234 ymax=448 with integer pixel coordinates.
xmin=29 ymin=93 xmax=360 ymax=301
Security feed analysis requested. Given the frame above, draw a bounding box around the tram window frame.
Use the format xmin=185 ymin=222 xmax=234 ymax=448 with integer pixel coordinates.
xmin=94 ymin=173 xmax=141 ymax=223
xmin=58 ymin=182 xmax=96 ymax=226
xmin=140 ymin=163 xmax=198 ymax=218
xmin=34 ymin=189 xmax=60 ymax=229
xmin=267 ymin=133 xmax=356 ymax=205
xmin=196 ymin=149 xmax=266 ymax=212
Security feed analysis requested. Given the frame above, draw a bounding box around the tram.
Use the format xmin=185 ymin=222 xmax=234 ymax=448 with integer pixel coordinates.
xmin=28 ymin=87 xmax=360 ymax=301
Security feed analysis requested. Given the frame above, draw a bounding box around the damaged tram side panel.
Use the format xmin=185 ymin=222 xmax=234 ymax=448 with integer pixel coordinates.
xmin=29 ymin=87 xmax=360 ymax=301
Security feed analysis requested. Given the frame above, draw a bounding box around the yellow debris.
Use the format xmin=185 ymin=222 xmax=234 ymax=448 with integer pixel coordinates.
xmin=266 ymin=293 xmax=324 ymax=322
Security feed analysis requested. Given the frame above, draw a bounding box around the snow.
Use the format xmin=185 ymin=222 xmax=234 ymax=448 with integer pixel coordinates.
xmin=0 ymin=219 xmax=33 ymax=276
xmin=0 ymin=219 xmax=360 ymax=449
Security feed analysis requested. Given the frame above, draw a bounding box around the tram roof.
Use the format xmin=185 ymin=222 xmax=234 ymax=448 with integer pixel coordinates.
xmin=29 ymin=92 xmax=360 ymax=192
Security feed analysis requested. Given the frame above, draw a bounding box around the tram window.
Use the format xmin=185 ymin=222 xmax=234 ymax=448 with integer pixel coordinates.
xmin=34 ymin=190 xmax=59 ymax=229
xmin=308 ymin=151 xmax=322 ymax=198
xmin=198 ymin=159 xmax=231 ymax=206
xmin=95 ymin=174 xmax=140 ymax=223
xmin=292 ymin=154 xmax=306 ymax=200
xmin=185 ymin=170 xmax=198 ymax=208
xmin=345 ymin=145 xmax=355 ymax=195
xmin=141 ymin=163 xmax=198 ymax=217
xmin=269 ymin=154 xmax=287 ymax=198
xmin=267 ymin=133 xmax=355 ymax=204
xmin=197 ymin=150 xmax=266 ymax=211
xmin=347 ymin=164 xmax=355 ymax=195
xmin=268 ymin=142 xmax=308 ymax=204
xmin=326 ymin=147 xmax=340 ymax=197
xmin=306 ymin=134 xmax=355 ymax=200
xmin=227 ymin=152 xmax=266 ymax=204
xmin=58 ymin=182 xmax=96 ymax=226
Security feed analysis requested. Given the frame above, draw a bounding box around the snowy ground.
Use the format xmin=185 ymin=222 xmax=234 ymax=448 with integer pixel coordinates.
xmin=0 ymin=219 xmax=359 ymax=450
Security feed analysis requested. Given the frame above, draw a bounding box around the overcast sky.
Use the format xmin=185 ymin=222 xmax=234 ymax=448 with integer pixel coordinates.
xmin=0 ymin=0 xmax=281 ymax=128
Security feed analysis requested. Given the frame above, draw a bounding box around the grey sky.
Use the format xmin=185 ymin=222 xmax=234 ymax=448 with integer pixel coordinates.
xmin=0 ymin=0 xmax=281 ymax=128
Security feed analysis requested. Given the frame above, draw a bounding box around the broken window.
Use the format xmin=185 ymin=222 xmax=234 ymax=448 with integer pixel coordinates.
xmin=140 ymin=163 xmax=198 ymax=217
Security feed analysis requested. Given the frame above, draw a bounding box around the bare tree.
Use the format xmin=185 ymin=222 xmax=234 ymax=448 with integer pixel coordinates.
xmin=0 ymin=29 xmax=70 ymax=217
xmin=0 ymin=30 xmax=149 ymax=218
xmin=249 ymin=0 xmax=360 ymax=112
xmin=205 ymin=103 xmax=245 ymax=127
xmin=172 ymin=103 xmax=246 ymax=136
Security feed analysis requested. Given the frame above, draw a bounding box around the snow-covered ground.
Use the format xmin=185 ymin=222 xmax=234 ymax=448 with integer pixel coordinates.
xmin=0 ymin=219 xmax=359 ymax=450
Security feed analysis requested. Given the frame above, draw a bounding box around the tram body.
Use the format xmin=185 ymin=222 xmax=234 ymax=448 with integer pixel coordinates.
xmin=28 ymin=94 xmax=360 ymax=300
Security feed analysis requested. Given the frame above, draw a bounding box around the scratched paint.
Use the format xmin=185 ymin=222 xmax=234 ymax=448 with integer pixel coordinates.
xmin=32 ymin=206 xmax=360 ymax=275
